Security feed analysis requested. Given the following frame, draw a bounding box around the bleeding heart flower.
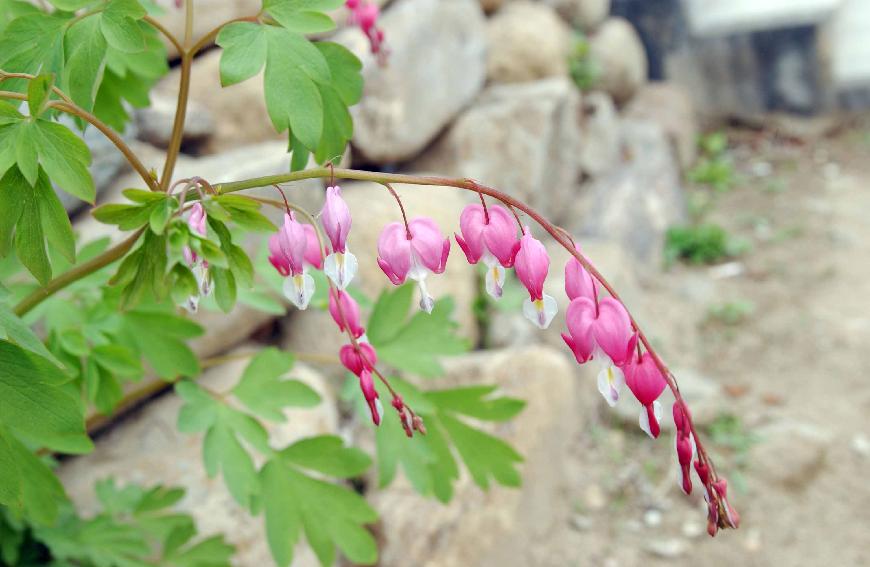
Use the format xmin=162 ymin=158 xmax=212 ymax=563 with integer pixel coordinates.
xmin=329 ymin=288 xmax=364 ymax=339
xmin=187 ymin=202 xmax=207 ymax=237
xmin=514 ymin=228 xmax=557 ymax=329
xmin=565 ymin=246 xmax=599 ymax=302
xmin=321 ymin=186 xmax=357 ymax=289
xmin=377 ymin=217 xmax=450 ymax=313
xmin=358 ymin=369 xmax=382 ymax=425
xmin=268 ymin=212 xmax=315 ymax=310
xmin=302 ymin=224 xmax=326 ymax=270
xmin=339 ymin=342 xmax=378 ymax=378
xmin=454 ymin=203 xmax=519 ymax=299
xmin=624 ymin=352 xmax=667 ymax=438
xmin=346 ymin=0 xmax=385 ymax=55
xmin=673 ymin=402 xmax=696 ymax=495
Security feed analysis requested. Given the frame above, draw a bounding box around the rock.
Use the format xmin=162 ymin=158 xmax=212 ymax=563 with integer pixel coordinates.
xmin=750 ymin=420 xmax=831 ymax=490
xmin=151 ymin=0 xmax=261 ymax=59
xmin=334 ymin=181 xmax=478 ymax=340
xmin=156 ymin=49 xmax=283 ymax=153
xmin=134 ymin=89 xmax=215 ymax=149
xmin=609 ymin=367 xmax=721 ymax=432
xmin=624 ymin=82 xmax=699 ymax=171
xmin=645 ymin=537 xmax=688 ymax=558
xmin=411 ymin=78 xmax=582 ymax=224
xmin=851 ymin=433 xmax=870 ymax=458
xmin=578 ymin=90 xmax=620 ymax=177
xmin=372 ymin=346 xmax=579 ymax=567
xmin=543 ymin=0 xmax=611 ymax=31
xmin=589 ymin=17 xmax=648 ymax=104
xmin=574 ymin=119 xmax=686 ymax=268
xmin=60 ymin=346 xmax=335 ymax=567
xmin=486 ymin=2 xmax=572 ymax=84
xmin=280 ymin=308 xmax=347 ymax=380
xmin=336 ymin=0 xmax=487 ymax=163
xmin=56 ymin=116 xmax=138 ymax=215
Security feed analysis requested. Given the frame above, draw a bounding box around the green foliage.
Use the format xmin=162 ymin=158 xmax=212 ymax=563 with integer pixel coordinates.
xmin=357 ymin=376 xmax=525 ymax=502
xmin=664 ymin=223 xmax=739 ymax=266
xmin=568 ymin=32 xmax=599 ymax=91
xmin=706 ymin=300 xmax=755 ymax=326
xmin=216 ymin=18 xmax=362 ymax=166
xmin=176 ymin=348 xmax=377 ymax=567
xmin=367 ymin=284 xmax=469 ymax=377
xmin=34 ymin=479 xmax=235 ymax=567
xmin=688 ymin=132 xmax=736 ymax=193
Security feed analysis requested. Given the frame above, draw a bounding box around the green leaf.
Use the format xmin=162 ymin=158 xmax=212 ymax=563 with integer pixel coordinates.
xmin=122 ymin=309 xmax=201 ymax=378
xmin=26 ymin=72 xmax=54 ymax=117
xmin=0 ymin=303 xmax=61 ymax=365
xmin=279 ymin=435 xmax=371 ymax=478
xmin=0 ymin=167 xmax=24 ymax=256
xmin=232 ymin=348 xmax=321 ymax=422
xmin=15 ymin=178 xmax=51 ymax=284
xmin=35 ymin=167 xmax=75 ymax=263
xmin=368 ymin=290 xmax=469 ymax=377
xmin=0 ymin=426 xmax=68 ymax=525
xmin=92 ymin=344 xmax=143 ymax=378
xmin=264 ymin=0 xmax=344 ymax=33
xmin=315 ymin=42 xmax=363 ymax=107
xmin=111 ymin=231 xmax=169 ymax=308
xmin=31 ymin=118 xmax=95 ymax=203
xmin=211 ymin=267 xmax=237 ymax=313
xmin=0 ymin=13 xmax=68 ymax=94
xmin=438 ymin=414 xmax=523 ymax=489
xmin=148 ymin=195 xmax=178 ymax=235
xmin=260 ymin=458 xmax=378 ymax=567
xmin=64 ymin=15 xmax=108 ymax=112
xmin=0 ymin=340 xmax=92 ymax=453
xmin=92 ymin=203 xmax=155 ymax=230
xmin=213 ymin=195 xmax=277 ymax=233
xmin=101 ymin=0 xmax=147 ymax=53
xmin=426 ymin=385 xmax=526 ymax=422
xmin=216 ymin=22 xmax=266 ymax=87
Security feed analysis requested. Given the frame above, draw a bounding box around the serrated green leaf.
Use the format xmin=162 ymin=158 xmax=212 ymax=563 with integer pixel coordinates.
xmin=0 ymin=340 xmax=92 ymax=453
xmin=216 ymin=22 xmax=266 ymax=87
xmin=148 ymin=195 xmax=178 ymax=235
xmin=426 ymin=386 xmax=526 ymax=422
xmin=439 ymin=413 xmax=523 ymax=489
xmin=31 ymin=118 xmax=95 ymax=203
xmin=0 ymin=426 xmax=68 ymax=525
xmin=64 ymin=15 xmax=108 ymax=112
xmin=289 ymin=131 xmax=309 ymax=171
xmin=211 ymin=266 xmax=236 ymax=312
xmin=232 ymin=348 xmax=321 ymax=421
xmin=101 ymin=0 xmax=147 ymax=53
xmin=15 ymin=180 xmax=51 ymax=284
xmin=35 ymin=167 xmax=76 ymax=263
xmin=315 ymin=42 xmax=363 ymax=106
xmin=121 ymin=309 xmax=201 ymax=378
xmin=112 ymin=231 xmax=169 ymax=307
xmin=265 ymin=0 xmax=344 ymax=33
xmin=314 ymin=83 xmax=352 ymax=164
xmin=0 ymin=13 xmax=67 ymax=94
xmin=0 ymin=169 xmax=24 ymax=257
xmin=13 ymin=120 xmax=38 ymax=185
xmin=366 ymin=283 xmax=413 ymax=345
xmin=0 ymin=303 xmax=61 ymax=365
xmin=92 ymin=344 xmax=143 ymax=378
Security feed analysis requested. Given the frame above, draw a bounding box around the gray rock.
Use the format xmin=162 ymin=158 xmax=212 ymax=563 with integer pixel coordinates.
xmin=645 ymin=537 xmax=688 ymax=558
xmin=486 ymin=2 xmax=572 ymax=84
xmin=750 ymin=420 xmax=831 ymax=490
xmin=624 ymin=82 xmax=699 ymax=171
xmin=60 ymin=346 xmax=335 ymax=567
xmin=543 ymin=0 xmax=611 ymax=31
xmin=578 ymin=90 xmax=620 ymax=177
xmin=411 ymin=78 xmax=582 ymax=224
xmin=135 ymin=89 xmax=215 ymax=149
xmin=575 ymin=119 xmax=686 ymax=268
xmin=372 ymin=346 xmax=579 ymax=567
xmin=589 ymin=17 xmax=648 ymax=104
xmin=336 ymin=0 xmax=487 ymax=163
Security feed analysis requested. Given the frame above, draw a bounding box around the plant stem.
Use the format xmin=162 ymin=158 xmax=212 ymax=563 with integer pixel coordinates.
xmin=143 ymin=15 xmax=184 ymax=55
xmin=13 ymin=230 xmax=144 ymax=316
xmin=0 ymin=84 xmax=160 ymax=192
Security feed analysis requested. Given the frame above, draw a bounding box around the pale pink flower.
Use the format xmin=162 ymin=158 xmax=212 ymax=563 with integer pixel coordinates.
xmin=339 ymin=342 xmax=378 ymax=377
xmin=321 ymin=186 xmax=357 ymax=289
xmin=624 ymin=352 xmax=667 ymax=439
xmin=268 ymin=212 xmax=315 ymax=310
xmin=513 ymin=228 xmax=557 ymax=328
xmin=377 ymin=218 xmax=450 ymax=313
xmin=562 ymin=296 xmax=634 ymax=406
xmin=454 ymin=203 xmax=519 ymax=299
xmin=358 ymin=369 xmax=382 ymax=426
xmin=302 ymin=224 xmax=325 ymax=270
xmin=329 ymin=288 xmax=364 ymax=339
xmin=673 ymin=402 xmax=696 ymax=495
xmin=565 ymin=247 xmax=599 ymax=302
xmin=187 ymin=202 xmax=207 ymax=237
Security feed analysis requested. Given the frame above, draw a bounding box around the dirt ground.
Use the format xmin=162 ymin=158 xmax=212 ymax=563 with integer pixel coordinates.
xmin=535 ymin=117 xmax=870 ymax=566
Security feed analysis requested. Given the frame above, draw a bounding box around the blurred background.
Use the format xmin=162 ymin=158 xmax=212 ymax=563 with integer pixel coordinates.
xmin=61 ymin=0 xmax=870 ymax=565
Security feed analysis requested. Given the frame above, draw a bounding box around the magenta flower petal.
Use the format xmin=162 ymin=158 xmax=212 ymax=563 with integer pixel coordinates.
xmin=302 ymin=224 xmax=324 ymax=269
xmin=408 ymin=217 xmax=450 ymax=274
xmin=376 ymin=222 xmax=412 ymax=284
xmin=593 ymin=298 xmax=632 ymax=365
xmin=514 ymin=228 xmax=549 ymax=301
xmin=321 ymin=185 xmax=351 ymax=254
xmin=329 ymin=288 xmax=364 ymax=339
xmin=565 ymin=247 xmax=599 ymax=302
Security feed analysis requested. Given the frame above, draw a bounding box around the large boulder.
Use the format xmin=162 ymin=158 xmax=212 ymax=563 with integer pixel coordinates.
xmin=578 ymin=90 xmax=621 ymax=177
xmin=335 ymin=0 xmax=487 ymax=163
xmin=543 ymin=0 xmax=611 ymax=32
xmin=134 ymin=89 xmax=215 ymax=150
xmin=411 ymin=78 xmax=582 ymax=225
xmin=155 ymin=49 xmax=282 ymax=153
xmin=573 ymin=119 xmax=687 ymax=269
xmin=372 ymin=346 xmax=582 ymax=566
xmin=589 ymin=17 xmax=648 ymax=105
xmin=60 ymin=347 xmax=336 ymax=566
xmin=486 ymin=1 xmax=572 ymax=84
xmin=624 ymin=82 xmax=699 ymax=171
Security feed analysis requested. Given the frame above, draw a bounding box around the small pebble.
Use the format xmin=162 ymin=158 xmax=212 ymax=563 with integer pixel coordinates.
xmin=681 ymin=520 xmax=704 ymax=539
xmin=851 ymin=434 xmax=870 ymax=458
xmin=645 ymin=538 xmax=688 ymax=558
xmin=584 ymin=484 xmax=607 ymax=511
xmin=643 ymin=508 xmax=662 ymax=528
xmin=570 ymin=514 xmax=592 ymax=532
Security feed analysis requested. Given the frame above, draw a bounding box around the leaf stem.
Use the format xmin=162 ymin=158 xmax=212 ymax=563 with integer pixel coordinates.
xmin=143 ymin=15 xmax=184 ymax=55
xmin=13 ymin=229 xmax=144 ymax=316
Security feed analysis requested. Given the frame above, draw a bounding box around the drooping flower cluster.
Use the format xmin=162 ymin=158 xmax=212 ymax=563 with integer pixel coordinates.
xmin=345 ymin=0 xmax=386 ymax=57
xmin=181 ymin=203 xmax=212 ymax=313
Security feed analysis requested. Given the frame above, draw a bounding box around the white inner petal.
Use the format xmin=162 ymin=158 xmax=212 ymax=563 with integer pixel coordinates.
xmin=324 ymin=251 xmax=357 ymax=289
xmin=417 ymin=278 xmax=435 ymax=313
xmin=284 ymin=272 xmax=315 ymax=310
xmin=638 ymin=400 xmax=664 ymax=439
xmin=485 ymin=264 xmax=506 ymax=299
xmin=596 ymin=363 xmax=624 ymax=407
